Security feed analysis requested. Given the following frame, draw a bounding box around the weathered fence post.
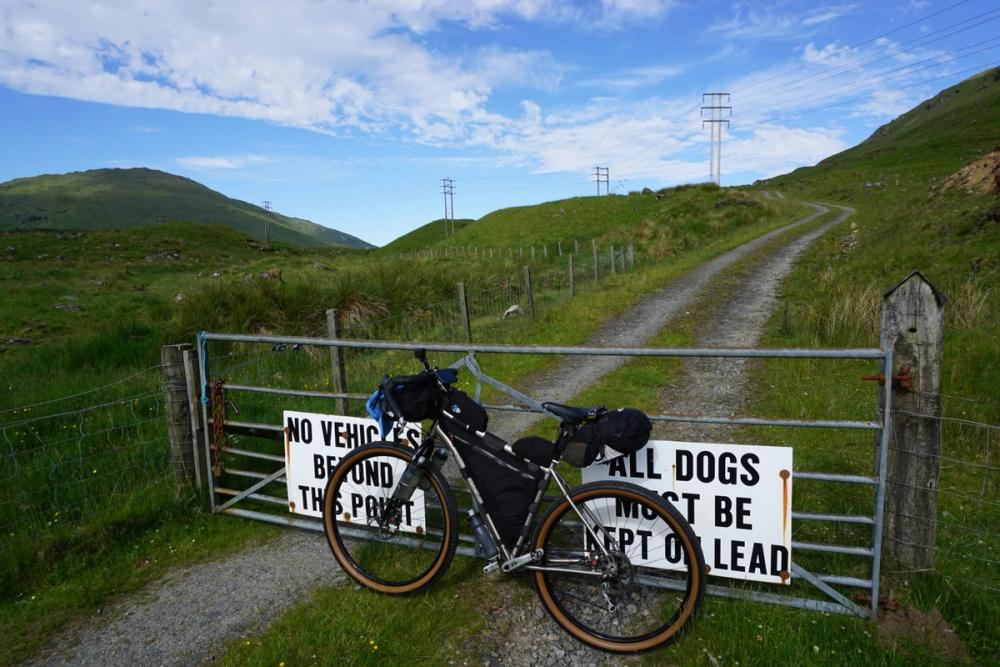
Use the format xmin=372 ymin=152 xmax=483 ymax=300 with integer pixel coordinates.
xmin=162 ymin=343 xmax=197 ymax=490
xmin=543 ymin=244 xmax=548 ymax=259
xmin=457 ymin=281 xmax=472 ymax=343
xmin=610 ymin=244 xmax=616 ymax=275
xmin=531 ymin=246 xmax=535 ymax=259
xmin=326 ymin=308 xmax=348 ymax=414
xmin=881 ymin=271 xmax=946 ymax=570
xmin=592 ymin=239 xmax=599 ymax=281
xmin=558 ymin=241 xmax=562 ymax=256
xmin=568 ymin=254 xmax=575 ymax=296
xmin=523 ymin=266 xmax=535 ymax=321
xmin=627 ymin=240 xmax=635 ymax=269
xmin=181 ymin=346 xmax=208 ymax=494
xmin=574 ymin=239 xmax=579 ymax=255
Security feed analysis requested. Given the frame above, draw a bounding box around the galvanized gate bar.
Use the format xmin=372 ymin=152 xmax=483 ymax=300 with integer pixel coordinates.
xmin=216 ymin=466 xmax=286 ymax=512
xmin=196 ymin=330 xmax=892 ymax=621
xmin=791 ymin=563 xmax=867 ymax=617
xmin=201 ymin=331 xmax=884 ymax=359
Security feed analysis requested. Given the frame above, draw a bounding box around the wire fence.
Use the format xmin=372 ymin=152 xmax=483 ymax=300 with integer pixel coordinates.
xmin=882 ymin=403 xmax=1000 ymax=606
xmin=0 ymin=363 xmax=176 ymax=583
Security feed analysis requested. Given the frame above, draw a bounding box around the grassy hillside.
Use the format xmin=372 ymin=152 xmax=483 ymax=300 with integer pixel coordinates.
xmin=744 ymin=66 xmax=1000 ymax=661
xmin=379 ymin=218 xmax=474 ymax=254
xmin=382 ymin=185 xmax=769 ymax=264
xmin=768 ymin=66 xmax=1000 ymax=197
xmin=0 ymin=167 xmax=373 ymax=249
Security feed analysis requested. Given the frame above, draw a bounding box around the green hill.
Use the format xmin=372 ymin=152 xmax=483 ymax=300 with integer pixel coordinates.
xmin=768 ymin=66 xmax=1000 ymax=195
xmin=380 ymin=184 xmax=764 ymax=259
xmin=380 ymin=218 xmax=474 ymax=254
xmin=0 ymin=167 xmax=373 ymax=249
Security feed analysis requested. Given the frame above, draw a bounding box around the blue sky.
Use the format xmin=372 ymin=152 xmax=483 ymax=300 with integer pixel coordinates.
xmin=1 ymin=0 xmax=998 ymax=246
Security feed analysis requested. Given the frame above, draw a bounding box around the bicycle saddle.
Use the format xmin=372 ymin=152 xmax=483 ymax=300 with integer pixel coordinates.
xmin=542 ymin=402 xmax=605 ymax=425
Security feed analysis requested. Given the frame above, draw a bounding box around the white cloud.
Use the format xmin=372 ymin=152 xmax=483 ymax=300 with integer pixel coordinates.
xmin=710 ymin=3 xmax=855 ymax=39
xmin=0 ymin=1 xmax=578 ymax=146
xmin=802 ymin=4 xmax=857 ymax=27
xmin=802 ymin=42 xmax=858 ymax=66
xmin=579 ymin=64 xmax=685 ymax=92
xmin=176 ymin=154 xmax=275 ymax=171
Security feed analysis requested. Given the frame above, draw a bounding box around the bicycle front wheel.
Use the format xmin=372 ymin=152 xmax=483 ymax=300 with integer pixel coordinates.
xmin=323 ymin=442 xmax=458 ymax=594
xmin=531 ymin=481 xmax=706 ymax=653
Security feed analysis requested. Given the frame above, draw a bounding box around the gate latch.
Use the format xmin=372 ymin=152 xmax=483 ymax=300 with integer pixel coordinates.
xmin=861 ymin=365 xmax=912 ymax=389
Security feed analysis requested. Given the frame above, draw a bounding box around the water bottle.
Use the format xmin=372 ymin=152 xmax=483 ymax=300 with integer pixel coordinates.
xmin=468 ymin=510 xmax=499 ymax=560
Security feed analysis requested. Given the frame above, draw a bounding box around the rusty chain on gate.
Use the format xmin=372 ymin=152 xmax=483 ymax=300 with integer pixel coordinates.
xmin=210 ymin=379 xmax=228 ymax=476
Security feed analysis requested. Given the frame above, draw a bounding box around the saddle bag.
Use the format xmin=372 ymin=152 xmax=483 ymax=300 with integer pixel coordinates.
xmin=558 ymin=407 xmax=652 ymax=468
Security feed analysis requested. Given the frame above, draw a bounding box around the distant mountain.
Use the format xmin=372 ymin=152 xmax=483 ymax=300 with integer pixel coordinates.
xmin=0 ymin=167 xmax=373 ymax=249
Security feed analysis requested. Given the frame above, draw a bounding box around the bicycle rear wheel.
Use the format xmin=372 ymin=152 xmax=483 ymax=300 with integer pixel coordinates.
xmin=323 ymin=442 xmax=458 ymax=594
xmin=531 ymin=481 xmax=705 ymax=653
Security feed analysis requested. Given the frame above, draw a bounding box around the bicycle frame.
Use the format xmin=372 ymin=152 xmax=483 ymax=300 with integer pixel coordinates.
xmin=424 ymin=421 xmax=614 ymax=576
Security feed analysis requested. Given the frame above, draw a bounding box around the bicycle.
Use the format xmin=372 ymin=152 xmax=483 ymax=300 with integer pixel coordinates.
xmin=321 ymin=350 xmax=706 ymax=653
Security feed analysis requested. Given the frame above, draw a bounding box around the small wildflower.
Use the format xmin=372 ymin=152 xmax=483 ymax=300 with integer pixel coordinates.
xmin=813 ymin=645 xmax=820 ymax=653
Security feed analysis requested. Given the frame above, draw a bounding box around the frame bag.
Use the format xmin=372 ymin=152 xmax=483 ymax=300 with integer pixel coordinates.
xmin=441 ymin=390 xmax=542 ymax=549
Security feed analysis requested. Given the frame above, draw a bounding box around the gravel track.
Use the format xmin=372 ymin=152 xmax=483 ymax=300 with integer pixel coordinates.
xmin=485 ymin=201 xmax=829 ymax=441
xmin=30 ymin=200 xmax=846 ymax=667
xmin=656 ymin=204 xmax=854 ymax=442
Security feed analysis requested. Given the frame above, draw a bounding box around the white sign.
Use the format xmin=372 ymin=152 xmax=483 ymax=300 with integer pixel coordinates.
xmin=283 ymin=411 xmax=424 ymax=534
xmin=583 ymin=440 xmax=792 ymax=585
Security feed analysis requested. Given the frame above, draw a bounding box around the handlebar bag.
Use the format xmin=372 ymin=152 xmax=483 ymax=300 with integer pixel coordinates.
xmin=382 ymin=372 xmax=442 ymax=422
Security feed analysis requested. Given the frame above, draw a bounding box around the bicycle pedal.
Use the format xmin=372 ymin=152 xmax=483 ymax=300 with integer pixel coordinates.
xmin=482 ymin=559 xmax=501 ymax=574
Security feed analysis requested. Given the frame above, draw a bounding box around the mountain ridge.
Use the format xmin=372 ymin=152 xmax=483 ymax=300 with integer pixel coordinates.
xmin=0 ymin=167 xmax=373 ymax=249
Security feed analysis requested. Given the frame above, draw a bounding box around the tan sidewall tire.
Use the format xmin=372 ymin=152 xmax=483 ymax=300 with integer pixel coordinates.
xmin=322 ymin=443 xmax=456 ymax=595
xmin=532 ymin=483 xmax=704 ymax=653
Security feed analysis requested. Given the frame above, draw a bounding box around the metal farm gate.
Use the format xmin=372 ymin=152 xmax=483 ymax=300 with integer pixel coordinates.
xmin=192 ymin=331 xmax=896 ymax=621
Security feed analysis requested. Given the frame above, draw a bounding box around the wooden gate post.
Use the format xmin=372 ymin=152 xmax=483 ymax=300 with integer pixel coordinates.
xmin=523 ymin=266 xmax=535 ymax=320
xmin=326 ymin=308 xmax=348 ymax=414
xmin=881 ymin=271 xmax=947 ymax=570
xmin=181 ymin=347 xmax=208 ymax=495
xmin=609 ymin=244 xmax=616 ymax=275
xmin=457 ymin=281 xmax=472 ymax=343
xmin=162 ymin=343 xmax=197 ymax=490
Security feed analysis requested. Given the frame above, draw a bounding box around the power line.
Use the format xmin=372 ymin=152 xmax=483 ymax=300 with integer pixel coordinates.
xmin=262 ymin=200 xmax=272 ymax=249
xmin=731 ymin=0 xmax=977 ymax=102
xmin=440 ymin=177 xmax=455 ymax=236
xmin=593 ymin=166 xmax=609 ymax=195
xmin=701 ymin=93 xmax=731 ymax=185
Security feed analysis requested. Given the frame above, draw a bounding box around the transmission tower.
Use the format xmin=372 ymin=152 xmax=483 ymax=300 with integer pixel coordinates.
xmin=440 ymin=178 xmax=455 ymax=236
xmin=593 ymin=166 xmax=609 ymax=196
xmin=701 ymin=93 xmax=731 ymax=185
xmin=262 ymin=200 xmax=272 ymax=248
